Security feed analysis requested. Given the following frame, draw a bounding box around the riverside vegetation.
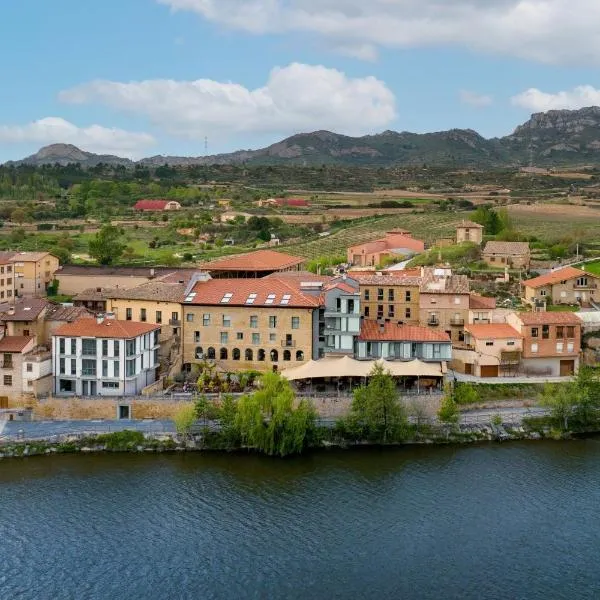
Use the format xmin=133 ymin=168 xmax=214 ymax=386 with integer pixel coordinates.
xmin=4 ymin=366 xmax=593 ymax=461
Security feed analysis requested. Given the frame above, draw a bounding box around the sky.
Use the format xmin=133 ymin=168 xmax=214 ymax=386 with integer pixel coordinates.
xmin=2 ymin=0 xmax=600 ymax=162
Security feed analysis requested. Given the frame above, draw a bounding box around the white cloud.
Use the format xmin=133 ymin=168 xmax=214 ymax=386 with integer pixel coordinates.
xmin=158 ymin=0 xmax=600 ymax=65
xmin=0 ymin=117 xmax=155 ymax=157
xmin=511 ymin=85 xmax=600 ymax=112
xmin=459 ymin=90 xmax=493 ymax=108
xmin=59 ymin=63 xmax=397 ymax=138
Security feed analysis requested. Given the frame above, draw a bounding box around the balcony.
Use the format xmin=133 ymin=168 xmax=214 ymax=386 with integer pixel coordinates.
xmin=1 ymin=361 xmax=13 ymax=369
xmin=574 ymin=283 xmax=597 ymax=289
xmin=472 ymin=318 xmax=491 ymax=324
xmin=81 ymin=369 xmax=97 ymax=377
xmin=450 ymin=317 xmax=465 ymax=326
xmin=281 ymin=340 xmax=297 ymax=348
xmin=324 ymin=311 xmax=359 ymax=319
xmin=428 ymin=318 xmax=440 ymax=327
xmin=169 ymin=318 xmax=181 ymax=326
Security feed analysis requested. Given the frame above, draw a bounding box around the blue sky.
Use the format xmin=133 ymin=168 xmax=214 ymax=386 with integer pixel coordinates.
xmin=1 ymin=0 xmax=599 ymax=161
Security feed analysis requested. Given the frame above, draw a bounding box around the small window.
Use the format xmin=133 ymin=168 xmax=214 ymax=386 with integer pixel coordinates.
xmin=59 ymin=338 xmax=65 ymax=354
xmin=542 ymin=325 xmax=550 ymax=340
xmin=3 ymin=375 xmax=12 ymax=386
xmin=245 ymin=348 xmax=253 ymax=361
xmin=388 ymin=289 xmax=394 ymax=302
xmin=283 ymin=350 xmax=291 ymax=361
xmin=405 ymin=291 xmax=411 ymax=302
xmin=485 ymin=341 xmax=494 ymax=347
xmin=566 ymin=326 xmax=575 ymax=338
xmin=365 ymin=307 xmax=370 ymax=317
xmin=388 ymin=306 xmax=395 ymax=318
xmin=220 ymin=332 xmax=229 ymax=344
xmin=186 ymin=313 xmax=194 ymax=322
xmin=237 ymin=332 xmax=244 ymax=340
xmin=269 ymin=333 xmax=277 ymax=342
xmin=556 ymin=342 xmax=564 ymax=353
xmin=140 ymin=308 xmax=147 ymax=322
xmin=194 ymin=331 xmax=200 ymax=343
xmin=567 ymin=342 xmax=575 ymax=352
xmin=222 ymin=315 xmax=231 ymax=327
xmin=291 ymin=317 xmax=300 ymax=329
xmin=252 ymin=333 xmax=260 ymax=345
xmin=207 ymin=347 xmax=216 ymax=360
xmin=377 ymin=288 xmax=384 ymax=301
xmin=156 ymin=311 xmax=162 ymax=324
xmin=233 ymin=348 xmax=241 ymax=361
xmin=296 ymin=350 xmax=304 ymax=361
xmin=220 ymin=348 xmax=228 ymax=360
xmin=26 ymin=363 xmax=32 ymax=372
xmin=250 ymin=316 xmax=258 ymax=328
xmin=203 ymin=314 xmax=211 ymax=327
xmin=531 ymin=327 xmax=539 ymax=338
xmin=556 ymin=326 xmax=564 ymax=338
xmin=507 ymin=341 xmax=515 ymax=346
xmin=364 ymin=289 xmax=370 ymax=301
xmin=114 ymin=340 xmax=120 ymax=356
xmin=125 ymin=308 xmax=132 ymax=321
xmin=405 ymin=308 xmax=411 ymax=319
xmin=269 ymin=316 xmax=277 ymax=328
xmin=531 ymin=343 xmax=538 ymax=353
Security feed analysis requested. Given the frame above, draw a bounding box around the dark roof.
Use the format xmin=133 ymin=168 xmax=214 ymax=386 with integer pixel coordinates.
xmin=106 ymin=281 xmax=186 ymax=302
xmin=200 ymin=250 xmax=305 ymax=272
xmin=73 ymin=288 xmax=116 ymax=302
xmin=0 ymin=299 xmax=49 ymax=321
xmin=57 ymin=265 xmax=199 ymax=277
xmin=45 ymin=305 xmax=93 ymax=322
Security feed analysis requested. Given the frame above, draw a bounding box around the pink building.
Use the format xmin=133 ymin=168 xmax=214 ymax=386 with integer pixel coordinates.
xmin=347 ymin=230 xmax=425 ymax=267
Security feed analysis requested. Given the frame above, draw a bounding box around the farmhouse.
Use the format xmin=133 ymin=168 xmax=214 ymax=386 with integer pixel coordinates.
xmin=483 ymin=241 xmax=531 ymax=270
xmin=456 ymin=221 xmax=484 ymax=245
xmin=133 ymin=199 xmax=181 ymax=212
xmin=347 ymin=230 xmax=425 ymax=267
xmin=522 ymin=266 xmax=600 ymax=307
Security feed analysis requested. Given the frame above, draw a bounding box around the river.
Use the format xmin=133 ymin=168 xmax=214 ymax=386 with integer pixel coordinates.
xmin=1 ymin=441 xmax=600 ymax=600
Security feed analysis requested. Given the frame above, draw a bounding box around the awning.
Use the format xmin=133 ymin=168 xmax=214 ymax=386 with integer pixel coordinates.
xmin=281 ymin=357 xmax=444 ymax=381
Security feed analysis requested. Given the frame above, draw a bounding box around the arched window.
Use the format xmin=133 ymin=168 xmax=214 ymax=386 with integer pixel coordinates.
xmin=233 ymin=348 xmax=241 ymax=361
xmin=283 ymin=350 xmax=291 ymax=361
xmin=296 ymin=350 xmax=304 ymax=361
xmin=245 ymin=348 xmax=253 ymax=361
xmin=220 ymin=348 xmax=228 ymax=360
xmin=270 ymin=349 xmax=279 ymax=362
xmin=195 ymin=347 xmax=203 ymax=359
xmin=207 ymin=347 xmax=216 ymax=360
xmin=258 ymin=349 xmax=266 ymax=362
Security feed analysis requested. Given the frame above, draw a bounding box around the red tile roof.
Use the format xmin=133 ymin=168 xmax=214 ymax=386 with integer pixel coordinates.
xmin=359 ymin=320 xmax=450 ymax=342
xmin=516 ymin=311 xmax=582 ymax=325
xmin=523 ymin=266 xmax=592 ymax=288
xmin=469 ymin=295 xmax=497 ymax=310
xmin=457 ymin=220 xmax=484 ymax=229
xmin=348 ymin=232 xmax=425 ymax=255
xmin=185 ymin=278 xmax=321 ymax=308
xmin=348 ymin=268 xmax=422 ymax=278
xmin=200 ymin=250 xmax=305 ymax=272
xmin=275 ymin=198 xmax=309 ymax=207
xmin=0 ymin=336 xmax=34 ymax=352
xmin=134 ymin=199 xmax=172 ymax=210
xmin=465 ymin=324 xmax=523 ymax=339
xmin=54 ymin=318 xmax=160 ymax=339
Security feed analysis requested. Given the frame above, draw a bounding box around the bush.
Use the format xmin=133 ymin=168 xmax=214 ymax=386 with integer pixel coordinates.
xmin=95 ymin=430 xmax=145 ymax=451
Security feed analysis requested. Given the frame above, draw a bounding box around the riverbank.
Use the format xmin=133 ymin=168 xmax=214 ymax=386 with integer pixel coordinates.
xmin=0 ymin=421 xmax=572 ymax=460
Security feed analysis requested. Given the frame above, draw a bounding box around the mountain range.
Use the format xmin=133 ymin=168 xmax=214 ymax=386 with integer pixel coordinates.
xmin=7 ymin=107 xmax=600 ymax=169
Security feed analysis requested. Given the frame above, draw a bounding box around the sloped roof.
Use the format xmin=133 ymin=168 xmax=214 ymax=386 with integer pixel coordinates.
xmin=54 ymin=318 xmax=160 ymax=339
xmin=0 ymin=252 xmax=16 ymax=264
xmin=0 ymin=299 xmax=49 ymax=321
xmin=356 ymin=275 xmax=422 ymax=286
xmin=465 ymin=323 xmax=523 ymax=339
xmin=10 ymin=252 xmax=55 ymax=262
xmin=484 ymin=241 xmax=530 ymax=255
xmin=73 ymin=288 xmax=116 ymax=302
xmin=185 ymin=277 xmax=320 ymax=308
xmin=359 ymin=320 xmax=451 ymax=342
xmin=523 ymin=266 xmax=592 ymax=288
xmin=45 ymin=305 xmax=93 ymax=322
xmin=348 ymin=231 xmax=425 ymax=254
xmin=106 ymin=280 xmax=186 ymax=303
xmin=469 ymin=295 xmax=497 ymax=310
xmin=420 ymin=270 xmax=470 ymax=294
xmin=457 ymin=220 xmax=484 ymax=229
xmin=134 ymin=199 xmax=172 ymax=210
xmin=200 ymin=250 xmax=305 ymax=272
xmin=0 ymin=336 xmax=34 ymax=352
xmin=516 ymin=311 xmax=582 ymax=325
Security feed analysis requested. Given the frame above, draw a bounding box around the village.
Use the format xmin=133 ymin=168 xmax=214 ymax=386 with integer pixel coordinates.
xmin=0 ymin=213 xmax=598 ymax=427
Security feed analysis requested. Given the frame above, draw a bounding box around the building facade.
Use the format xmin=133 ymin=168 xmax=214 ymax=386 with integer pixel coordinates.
xmin=483 ymin=241 xmax=531 ymax=270
xmin=181 ymin=278 xmax=320 ymax=372
xmin=322 ymin=280 xmax=361 ymax=356
xmin=456 ymin=221 xmax=484 ymax=245
xmin=357 ymin=275 xmax=421 ymax=325
xmin=11 ymin=252 xmax=60 ymax=297
xmin=507 ymin=312 xmax=581 ymax=376
xmin=52 ymin=318 xmax=161 ymax=396
xmin=523 ymin=267 xmax=600 ymax=307
xmin=347 ymin=230 xmax=425 ymax=267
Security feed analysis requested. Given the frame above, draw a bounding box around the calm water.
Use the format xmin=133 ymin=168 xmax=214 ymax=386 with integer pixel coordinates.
xmin=2 ymin=441 xmax=600 ymax=600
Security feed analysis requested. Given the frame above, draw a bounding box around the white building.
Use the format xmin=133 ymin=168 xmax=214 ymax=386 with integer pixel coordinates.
xmin=52 ymin=317 xmax=161 ymax=397
xmin=323 ymin=280 xmax=361 ymax=356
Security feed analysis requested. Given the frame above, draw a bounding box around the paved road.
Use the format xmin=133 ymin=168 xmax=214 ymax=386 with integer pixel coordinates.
xmin=0 ymin=408 xmax=549 ymax=443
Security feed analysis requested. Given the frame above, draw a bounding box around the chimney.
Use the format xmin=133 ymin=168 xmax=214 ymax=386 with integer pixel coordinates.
xmin=7 ymin=306 xmax=15 ymax=316
xmin=96 ymin=315 xmax=105 ymax=325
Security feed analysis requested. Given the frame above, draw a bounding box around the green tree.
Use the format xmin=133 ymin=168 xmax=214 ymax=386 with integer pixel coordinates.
xmin=88 ymin=224 xmax=125 ymax=265
xmin=194 ymin=394 xmax=219 ymax=427
xmin=217 ymin=394 xmax=240 ymax=449
xmin=10 ymin=208 xmax=26 ymax=224
xmin=345 ymin=363 xmax=408 ymax=443
xmin=173 ymin=404 xmax=197 ymax=439
xmin=235 ymin=371 xmax=316 ymax=456
xmin=540 ymin=383 xmax=574 ymax=431
xmin=438 ymin=388 xmax=460 ymax=425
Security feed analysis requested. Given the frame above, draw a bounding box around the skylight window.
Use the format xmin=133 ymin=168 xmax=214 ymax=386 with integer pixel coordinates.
xmin=184 ymin=292 xmax=197 ymax=303
xmin=246 ymin=293 xmax=258 ymax=305
xmin=265 ymin=294 xmax=276 ymax=305
xmin=220 ymin=293 xmax=234 ymax=304
xmin=280 ymin=294 xmax=291 ymax=305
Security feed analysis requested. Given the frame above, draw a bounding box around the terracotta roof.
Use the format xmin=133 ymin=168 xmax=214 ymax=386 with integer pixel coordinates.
xmin=0 ymin=251 xmax=16 ymax=264
xmin=356 ymin=275 xmax=422 ymax=286
xmin=0 ymin=299 xmax=49 ymax=321
xmin=457 ymin=220 xmax=484 ymax=229
xmin=326 ymin=282 xmax=358 ymax=295
xmin=469 ymin=295 xmax=497 ymax=310
xmin=275 ymin=198 xmax=309 ymax=207
xmin=45 ymin=305 xmax=93 ymax=322
xmin=359 ymin=320 xmax=451 ymax=342
xmin=465 ymin=323 xmax=523 ymax=339
xmin=523 ymin=266 xmax=592 ymax=289
xmin=134 ymin=199 xmax=172 ymax=210
xmin=106 ymin=281 xmax=186 ymax=303
xmin=54 ymin=318 xmax=160 ymax=339
xmin=0 ymin=336 xmax=34 ymax=353
xmin=10 ymin=252 xmax=55 ymax=262
xmin=264 ymin=271 xmax=333 ymax=283
xmin=185 ymin=277 xmax=320 ymax=308
xmin=348 ymin=232 xmax=425 ymax=255
xmin=200 ymin=250 xmax=305 ymax=272
xmin=348 ymin=268 xmax=422 ymax=278
xmin=483 ymin=241 xmax=530 ymax=255
xmin=516 ymin=311 xmax=582 ymax=325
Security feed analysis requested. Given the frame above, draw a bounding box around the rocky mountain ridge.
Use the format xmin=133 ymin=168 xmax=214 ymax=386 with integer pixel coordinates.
xmin=7 ymin=107 xmax=600 ymax=168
